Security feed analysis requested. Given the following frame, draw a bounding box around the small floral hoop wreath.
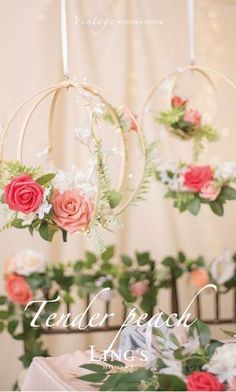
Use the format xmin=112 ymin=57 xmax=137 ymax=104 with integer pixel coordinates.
xmin=0 ymin=79 xmax=154 ymax=251
xmin=140 ymin=65 xmax=236 ymax=161
xmin=140 ymin=65 xmax=236 ymax=217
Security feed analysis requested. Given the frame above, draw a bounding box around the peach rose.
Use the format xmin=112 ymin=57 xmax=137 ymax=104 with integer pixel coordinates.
xmin=184 ymin=165 xmax=213 ymax=192
xmin=171 ymin=95 xmax=188 ymax=108
xmin=183 ymin=108 xmax=201 ymax=127
xmin=4 ymin=175 xmax=44 ymax=213
xmin=51 ymin=189 xmax=93 ymax=233
xmin=200 ymin=181 xmax=221 ymax=201
xmin=5 ymin=274 xmax=33 ymax=305
xmin=130 ymin=281 xmax=149 ymax=297
xmin=190 ymin=268 xmax=209 ymax=288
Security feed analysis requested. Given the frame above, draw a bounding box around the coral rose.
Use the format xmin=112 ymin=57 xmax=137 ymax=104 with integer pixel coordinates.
xmin=184 ymin=108 xmax=201 ymax=127
xmin=186 ymin=371 xmax=224 ymax=391
xmin=184 ymin=165 xmax=213 ymax=192
xmin=130 ymin=281 xmax=149 ymax=297
xmin=190 ymin=268 xmax=209 ymax=288
xmin=4 ymin=175 xmax=44 ymax=214
xmin=200 ymin=181 xmax=221 ymax=201
xmin=5 ymin=274 xmax=33 ymax=305
xmin=171 ymin=95 xmax=188 ymax=108
xmin=51 ymin=189 xmax=93 ymax=233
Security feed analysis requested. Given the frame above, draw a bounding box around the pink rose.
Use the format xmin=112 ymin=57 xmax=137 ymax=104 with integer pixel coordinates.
xmin=5 ymin=274 xmax=33 ymax=305
xmin=184 ymin=108 xmax=201 ymax=127
xmin=184 ymin=165 xmax=213 ymax=192
xmin=51 ymin=190 xmax=94 ymax=233
xmin=186 ymin=371 xmax=224 ymax=391
xmin=130 ymin=281 xmax=149 ymax=297
xmin=190 ymin=268 xmax=210 ymax=288
xmin=4 ymin=175 xmax=44 ymax=213
xmin=171 ymin=95 xmax=188 ymax=108
xmin=200 ymin=181 xmax=221 ymax=201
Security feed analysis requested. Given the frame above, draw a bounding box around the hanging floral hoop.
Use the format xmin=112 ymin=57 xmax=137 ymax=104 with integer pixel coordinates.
xmin=0 ymin=79 xmax=154 ymax=250
xmin=141 ymin=65 xmax=221 ymax=161
xmin=140 ymin=65 xmax=236 ymax=216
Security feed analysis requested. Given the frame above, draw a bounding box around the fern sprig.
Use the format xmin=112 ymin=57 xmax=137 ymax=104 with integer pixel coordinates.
xmin=131 ymin=141 xmax=158 ymax=205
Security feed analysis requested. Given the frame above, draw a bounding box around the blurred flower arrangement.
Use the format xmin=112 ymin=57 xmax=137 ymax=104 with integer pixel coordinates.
xmin=158 ymin=250 xmax=236 ymax=292
xmin=155 ymin=161 xmax=236 ymax=216
xmin=1 ymin=247 xmax=235 ymax=389
xmin=0 ymin=247 xmax=157 ymax=376
xmin=78 ymin=320 xmax=236 ymax=391
xmin=157 ymin=95 xmax=219 ymax=160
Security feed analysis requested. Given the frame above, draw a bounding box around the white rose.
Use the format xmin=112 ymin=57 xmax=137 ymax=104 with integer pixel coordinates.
xmin=203 ymin=343 xmax=236 ymax=383
xmin=98 ymin=289 xmax=116 ymax=302
xmin=14 ymin=249 xmax=46 ymax=276
xmin=210 ymin=250 xmax=235 ymax=285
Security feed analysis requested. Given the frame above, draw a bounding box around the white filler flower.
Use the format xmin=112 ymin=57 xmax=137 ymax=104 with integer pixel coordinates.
xmin=210 ymin=250 xmax=235 ymax=285
xmin=53 ymin=161 xmax=96 ymax=197
xmin=14 ymin=249 xmax=46 ymax=276
xmin=204 ymin=343 xmax=236 ymax=383
xmin=215 ymin=162 xmax=236 ymax=181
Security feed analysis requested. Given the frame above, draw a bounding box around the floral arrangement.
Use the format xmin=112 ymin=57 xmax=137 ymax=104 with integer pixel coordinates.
xmin=157 ymin=95 xmax=219 ymax=160
xmin=158 ymin=250 xmax=236 ymax=292
xmin=78 ymin=320 xmax=236 ymax=391
xmin=155 ymin=161 xmax=236 ymax=216
xmin=1 ymin=247 xmax=235 ymax=389
xmin=0 ymin=162 xmax=96 ymax=243
xmin=1 ymin=82 xmax=156 ymax=251
xmin=0 ymin=247 xmax=157 ymax=381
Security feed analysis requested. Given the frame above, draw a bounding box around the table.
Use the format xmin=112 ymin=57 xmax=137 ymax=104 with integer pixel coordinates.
xmin=22 ymin=350 xmax=97 ymax=391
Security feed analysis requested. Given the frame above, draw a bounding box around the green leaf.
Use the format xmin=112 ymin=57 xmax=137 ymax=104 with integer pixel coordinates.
xmin=158 ymin=374 xmax=186 ymax=391
xmin=136 ymin=252 xmax=151 ymax=265
xmin=0 ymin=295 xmax=7 ymax=305
xmin=8 ymin=319 xmax=18 ymax=335
xmin=190 ymin=320 xmax=211 ymax=346
xmin=26 ymin=273 xmax=45 ymax=289
xmin=36 ymin=173 xmax=55 ymax=185
xmin=209 ymin=200 xmax=224 ymax=216
xmin=107 ymin=190 xmax=122 ymax=208
xmin=121 ymin=255 xmax=133 ymax=267
xmin=39 ymin=222 xmax=57 ymax=241
xmin=101 ymin=245 xmax=115 ymax=261
xmin=74 ymin=260 xmax=84 ymax=272
xmin=220 ymin=186 xmax=236 ymax=201
xmin=0 ymin=310 xmax=10 ymax=320
xmin=178 ymin=251 xmax=186 ymax=263
xmin=79 ymin=373 xmax=106 ymax=382
xmin=187 ymin=197 xmax=201 ymax=216
xmin=86 ymin=251 xmax=97 ymax=266
xmin=0 ymin=321 xmax=4 ymax=332
xmin=80 ymin=363 xmax=107 ymax=373
xmin=104 ymin=360 xmax=125 ymax=367
xmin=19 ymin=352 xmax=34 ymax=368
xmin=11 ymin=218 xmax=25 ymax=229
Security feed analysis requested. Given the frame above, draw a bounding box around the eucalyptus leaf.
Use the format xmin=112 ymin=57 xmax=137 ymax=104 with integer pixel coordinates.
xmin=187 ymin=197 xmax=201 ymax=216
xmin=209 ymin=200 xmax=224 ymax=216
xmin=79 ymin=372 xmax=106 ymax=382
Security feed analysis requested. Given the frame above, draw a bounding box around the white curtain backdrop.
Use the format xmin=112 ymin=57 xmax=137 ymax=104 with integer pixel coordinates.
xmin=0 ymin=0 xmax=236 ymax=389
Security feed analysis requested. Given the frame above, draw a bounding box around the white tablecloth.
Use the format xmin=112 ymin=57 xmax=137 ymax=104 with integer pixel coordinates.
xmin=22 ymin=351 xmax=97 ymax=391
